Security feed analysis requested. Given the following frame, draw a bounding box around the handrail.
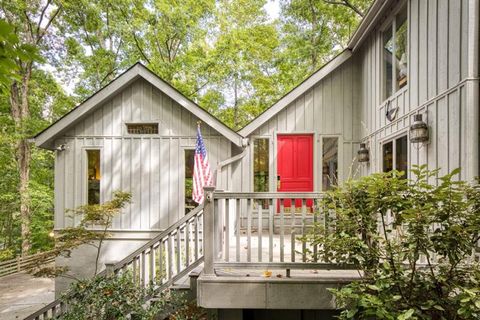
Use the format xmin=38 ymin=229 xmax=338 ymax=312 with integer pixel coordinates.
xmin=24 ymin=205 xmax=204 ymax=320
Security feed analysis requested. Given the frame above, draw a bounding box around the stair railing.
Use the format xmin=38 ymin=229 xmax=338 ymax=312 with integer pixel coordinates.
xmin=24 ymin=205 xmax=204 ymax=320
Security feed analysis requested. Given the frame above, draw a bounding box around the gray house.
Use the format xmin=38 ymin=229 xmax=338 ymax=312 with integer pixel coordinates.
xmin=31 ymin=0 xmax=479 ymax=319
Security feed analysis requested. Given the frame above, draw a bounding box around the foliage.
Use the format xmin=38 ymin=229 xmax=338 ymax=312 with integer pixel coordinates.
xmin=59 ymin=271 xmax=204 ymax=320
xmin=305 ymin=165 xmax=480 ymax=319
xmin=31 ymin=191 xmax=131 ymax=277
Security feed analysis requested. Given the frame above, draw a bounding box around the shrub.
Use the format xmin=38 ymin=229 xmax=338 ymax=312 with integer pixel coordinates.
xmin=305 ymin=165 xmax=480 ymax=319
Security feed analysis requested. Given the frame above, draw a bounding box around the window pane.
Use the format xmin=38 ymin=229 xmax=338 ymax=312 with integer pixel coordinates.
xmin=396 ymin=6 xmax=408 ymax=90
xmin=383 ymin=25 xmax=393 ymax=98
xmin=87 ymin=150 xmax=100 ymax=205
xmin=322 ymin=138 xmax=338 ymax=190
xmin=383 ymin=141 xmax=393 ymax=172
xmin=395 ymin=136 xmax=408 ymax=178
xmin=185 ymin=149 xmax=195 ymax=214
xmin=253 ymin=139 xmax=269 ymax=192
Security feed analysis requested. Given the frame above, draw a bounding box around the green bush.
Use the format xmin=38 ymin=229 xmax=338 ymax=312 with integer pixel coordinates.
xmin=305 ymin=165 xmax=480 ymax=319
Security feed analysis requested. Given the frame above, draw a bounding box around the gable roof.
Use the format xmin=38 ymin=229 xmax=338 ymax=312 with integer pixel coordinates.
xmin=238 ymin=50 xmax=352 ymax=137
xmin=35 ymin=63 xmax=244 ymax=149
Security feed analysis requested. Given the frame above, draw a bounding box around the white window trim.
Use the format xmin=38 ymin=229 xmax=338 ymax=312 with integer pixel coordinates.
xmin=250 ymin=136 xmax=272 ymax=192
xmin=83 ymin=146 xmax=103 ymax=205
xmin=380 ymin=131 xmax=409 ymax=178
xmin=319 ymin=134 xmax=343 ymax=191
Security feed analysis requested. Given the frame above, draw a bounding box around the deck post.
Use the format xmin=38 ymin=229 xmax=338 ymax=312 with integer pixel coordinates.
xmin=105 ymin=262 xmax=115 ymax=276
xmin=203 ymin=186 xmax=216 ymax=275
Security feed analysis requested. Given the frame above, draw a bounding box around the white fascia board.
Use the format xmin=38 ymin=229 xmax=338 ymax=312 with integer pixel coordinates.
xmin=35 ymin=64 xmax=143 ymax=149
xmin=238 ymin=50 xmax=352 ymax=137
xmin=137 ymin=67 xmax=243 ymax=147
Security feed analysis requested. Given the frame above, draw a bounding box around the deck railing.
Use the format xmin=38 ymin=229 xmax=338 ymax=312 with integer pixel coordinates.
xmin=202 ymin=187 xmax=353 ymax=275
xmin=24 ymin=205 xmax=204 ymax=320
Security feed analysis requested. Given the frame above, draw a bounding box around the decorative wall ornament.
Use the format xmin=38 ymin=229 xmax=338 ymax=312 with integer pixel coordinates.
xmin=385 ymin=100 xmax=398 ymax=122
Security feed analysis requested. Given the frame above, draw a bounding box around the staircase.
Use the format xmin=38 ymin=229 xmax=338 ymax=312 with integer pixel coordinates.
xmin=24 ymin=205 xmax=204 ymax=320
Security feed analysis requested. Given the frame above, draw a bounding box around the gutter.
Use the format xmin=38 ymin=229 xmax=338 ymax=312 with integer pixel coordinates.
xmin=215 ymin=138 xmax=249 ymax=189
xmin=466 ymin=0 xmax=479 ymax=179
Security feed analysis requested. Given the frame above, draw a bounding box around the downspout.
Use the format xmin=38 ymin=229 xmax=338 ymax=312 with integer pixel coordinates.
xmin=467 ymin=0 xmax=479 ymax=180
xmin=215 ymin=138 xmax=249 ymax=189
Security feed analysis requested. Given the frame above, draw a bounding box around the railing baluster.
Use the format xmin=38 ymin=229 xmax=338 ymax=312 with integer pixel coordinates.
xmin=176 ymin=228 xmax=181 ymax=275
xmin=141 ymin=251 xmax=146 ymax=287
xmin=247 ymin=198 xmax=252 ymax=262
xmin=313 ymin=204 xmax=318 ymax=262
xmin=302 ymin=199 xmax=307 ymax=262
xmin=133 ymin=257 xmax=138 ymax=284
xmin=168 ymin=234 xmax=173 ymax=280
xmin=149 ymin=245 xmax=155 ymax=285
xmin=194 ymin=215 xmax=199 ymax=261
xmin=269 ymin=199 xmax=273 ymax=262
xmin=280 ymin=199 xmax=285 ymax=262
xmin=185 ymin=221 xmax=190 ymax=266
xmin=158 ymin=239 xmax=164 ymax=283
xmin=291 ymin=231 xmax=296 ymax=262
xmin=236 ymin=198 xmax=241 ymax=262
xmin=258 ymin=201 xmax=263 ymax=262
xmin=225 ymin=199 xmax=230 ymax=262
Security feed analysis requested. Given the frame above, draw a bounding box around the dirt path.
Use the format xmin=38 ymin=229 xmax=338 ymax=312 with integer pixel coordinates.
xmin=0 ymin=272 xmax=54 ymax=320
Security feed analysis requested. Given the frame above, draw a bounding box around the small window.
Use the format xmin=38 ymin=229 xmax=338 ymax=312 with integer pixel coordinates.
xmin=322 ymin=137 xmax=338 ymax=191
xmin=87 ymin=150 xmax=101 ymax=205
xmin=184 ymin=149 xmax=195 ymax=214
xmin=253 ymin=138 xmax=269 ymax=192
xmin=126 ymin=123 xmax=158 ymax=134
xmin=383 ymin=135 xmax=408 ymax=178
xmin=383 ymin=5 xmax=408 ymax=99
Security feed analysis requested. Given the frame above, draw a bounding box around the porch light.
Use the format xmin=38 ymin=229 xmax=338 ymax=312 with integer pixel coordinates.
xmin=410 ymin=114 xmax=429 ymax=143
xmin=357 ymin=143 xmax=370 ymax=163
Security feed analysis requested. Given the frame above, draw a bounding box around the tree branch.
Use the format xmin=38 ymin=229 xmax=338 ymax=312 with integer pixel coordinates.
xmin=323 ymin=0 xmax=365 ymax=17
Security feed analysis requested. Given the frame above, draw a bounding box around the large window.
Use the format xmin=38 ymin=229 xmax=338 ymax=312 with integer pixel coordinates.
xmin=322 ymin=137 xmax=338 ymax=191
xmin=383 ymin=5 xmax=408 ymax=99
xmin=184 ymin=149 xmax=195 ymax=214
xmin=253 ymin=138 xmax=269 ymax=192
xmin=87 ymin=150 xmax=101 ymax=205
xmin=383 ymin=135 xmax=408 ymax=178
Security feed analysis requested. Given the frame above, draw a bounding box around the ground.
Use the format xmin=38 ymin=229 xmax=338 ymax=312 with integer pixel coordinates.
xmin=0 ymin=272 xmax=54 ymax=320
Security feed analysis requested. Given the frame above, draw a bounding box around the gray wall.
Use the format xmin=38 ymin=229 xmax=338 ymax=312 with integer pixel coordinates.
xmin=239 ymin=59 xmax=362 ymax=192
xmin=357 ymin=0 xmax=474 ymax=181
xmin=54 ymin=78 xmax=233 ymax=231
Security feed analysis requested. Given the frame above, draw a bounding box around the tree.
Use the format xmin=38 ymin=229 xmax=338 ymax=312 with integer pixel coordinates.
xmin=277 ymin=0 xmax=372 ymax=86
xmin=305 ymin=166 xmax=480 ymax=319
xmin=0 ymin=0 xmax=63 ymax=255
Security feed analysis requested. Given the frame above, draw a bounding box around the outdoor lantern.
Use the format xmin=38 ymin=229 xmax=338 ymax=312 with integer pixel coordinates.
xmin=410 ymin=114 xmax=429 ymax=143
xmin=357 ymin=143 xmax=370 ymax=163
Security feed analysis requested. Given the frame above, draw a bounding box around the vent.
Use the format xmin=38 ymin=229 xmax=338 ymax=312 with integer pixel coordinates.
xmin=126 ymin=123 xmax=159 ymax=134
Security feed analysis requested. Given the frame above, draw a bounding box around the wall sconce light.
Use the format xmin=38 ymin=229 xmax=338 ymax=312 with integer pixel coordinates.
xmin=56 ymin=144 xmax=67 ymax=152
xmin=357 ymin=143 xmax=370 ymax=163
xmin=409 ymin=114 xmax=429 ymax=144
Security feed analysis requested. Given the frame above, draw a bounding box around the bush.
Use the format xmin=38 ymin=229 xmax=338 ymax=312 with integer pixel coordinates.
xmin=305 ymin=165 xmax=480 ymax=319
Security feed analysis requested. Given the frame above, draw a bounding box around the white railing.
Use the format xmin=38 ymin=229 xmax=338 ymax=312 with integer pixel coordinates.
xmin=24 ymin=205 xmax=204 ymax=320
xmin=202 ymin=187 xmax=354 ymax=275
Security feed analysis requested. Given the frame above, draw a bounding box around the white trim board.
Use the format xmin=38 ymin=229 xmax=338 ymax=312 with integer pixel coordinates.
xmin=238 ymin=50 xmax=352 ymax=137
xmin=35 ymin=63 xmax=243 ymax=149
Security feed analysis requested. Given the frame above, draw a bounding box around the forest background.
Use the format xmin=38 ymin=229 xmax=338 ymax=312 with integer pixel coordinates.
xmin=0 ymin=0 xmax=372 ymax=258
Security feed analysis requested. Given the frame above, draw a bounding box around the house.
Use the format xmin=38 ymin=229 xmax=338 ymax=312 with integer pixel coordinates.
xmin=31 ymin=0 xmax=479 ymax=319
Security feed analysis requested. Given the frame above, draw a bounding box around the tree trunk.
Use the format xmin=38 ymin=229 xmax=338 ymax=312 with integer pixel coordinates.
xmin=10 ymin=64 xmax=32 ymax=256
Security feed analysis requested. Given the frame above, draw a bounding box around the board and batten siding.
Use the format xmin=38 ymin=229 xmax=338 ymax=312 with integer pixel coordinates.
xmin=241 ymin=58 xmax=362 ymax=192
xmin=358 ymin=0 xmax=473 ymax=181
xmin=54 ymin=78 xmax=232 ymax=231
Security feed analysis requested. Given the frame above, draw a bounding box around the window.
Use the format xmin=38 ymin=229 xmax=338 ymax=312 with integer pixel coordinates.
xmin=322 ymin=137 xmax=338 ymax=191
xmin=126 ymin=123 xmax=158 ymax=134
xmin=383 ymin=5 xmax=408 ymax=99
xmin=253 ymin=138 xmax=269 ymax=192
xmin=383 ymin=135 xmax=408 ymax=178
xmin=184 ymin=149 xmax=195 ymax=214
xmin=87 ymin=150 xmax=101 ymax=205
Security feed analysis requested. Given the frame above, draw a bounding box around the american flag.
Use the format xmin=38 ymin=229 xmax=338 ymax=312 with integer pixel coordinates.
xmin=192 ymin=125 xmax=213 ymax=203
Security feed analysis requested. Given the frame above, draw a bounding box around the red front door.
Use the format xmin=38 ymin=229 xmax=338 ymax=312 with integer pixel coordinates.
xmin=277 ymin=134 xmax=313 ymax=210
